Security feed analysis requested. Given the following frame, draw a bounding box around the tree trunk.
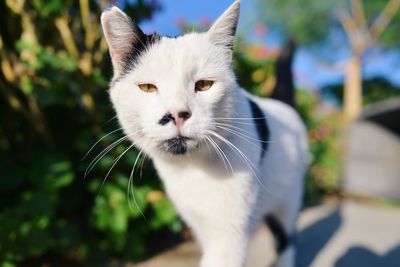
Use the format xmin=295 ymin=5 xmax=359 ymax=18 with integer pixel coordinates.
xmin=344 ymin=54 xmax=362 ymax=121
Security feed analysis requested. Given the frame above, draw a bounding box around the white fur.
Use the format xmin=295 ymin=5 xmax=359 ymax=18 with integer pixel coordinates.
xmin=101 ymin=7 xmax=143 ymax=74
xmin=101 ymin=1 xmax=308 ymax=267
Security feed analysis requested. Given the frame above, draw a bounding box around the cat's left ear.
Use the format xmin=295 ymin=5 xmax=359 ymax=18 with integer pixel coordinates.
xmin=207 ymin=0 xmax=240 ymax=50
xmin=101 ymin=7 xmax=146 ymax=75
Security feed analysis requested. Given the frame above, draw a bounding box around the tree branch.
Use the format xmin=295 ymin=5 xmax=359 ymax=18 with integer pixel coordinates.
xmin=351 ymin=0 xmax=367 ymax=30
xmin=55 ymin=15 xmax=80 ymax=60
xmin=0 ymin=79 xmax=29 ymax=117
xmin=0 ymin=36 xmax=16 ymax=83
xmin=78 ymin=0 xmax=95 ymax=76
xmin=338 ymin=9 xmax=366 ymax=53
xmin=370 ymin=0 xmax=400 ymax=40
xmin=80 ymin=0 xmax=95 ymax=50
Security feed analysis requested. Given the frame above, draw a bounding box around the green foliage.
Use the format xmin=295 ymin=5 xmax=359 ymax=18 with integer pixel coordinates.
xmin=31 ymin=0 xmax=65 ymax=18
xmin=256 ymin=0 xmax=336 ymax=44
xmin=233 ymin=41 xmax=276 ymax=96
xmin=296 ymin=91 xmax=343 ymax=205
xmin=0 ymin=1 xmax=182 ymax=266
xmin=256 ymin=0 xmax=400 ymax=46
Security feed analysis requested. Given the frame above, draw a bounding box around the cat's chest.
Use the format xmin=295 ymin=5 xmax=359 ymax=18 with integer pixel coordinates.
xmin=153 ymin=159 xmax=255 ymax=222
xmin=157 ymin=162 xmax=231 ymax=204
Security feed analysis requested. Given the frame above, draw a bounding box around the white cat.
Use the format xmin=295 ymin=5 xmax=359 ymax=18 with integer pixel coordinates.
xmin=101 ymin=1 xmax=308 ymax=267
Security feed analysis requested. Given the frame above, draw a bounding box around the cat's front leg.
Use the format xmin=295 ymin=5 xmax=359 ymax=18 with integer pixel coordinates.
xmin=198 ymin=229 xmax=250 ymax=267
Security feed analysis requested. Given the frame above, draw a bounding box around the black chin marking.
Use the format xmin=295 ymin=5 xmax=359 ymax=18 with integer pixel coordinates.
xmin=165 ymin=135 xmax=189 ymax=155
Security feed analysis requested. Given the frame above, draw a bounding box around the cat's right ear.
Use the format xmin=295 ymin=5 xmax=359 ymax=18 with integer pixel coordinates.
xmin=207 ymin=0 xmax=240 ymax=50
xmin=101 ymin=7 xmax=144 ymax=75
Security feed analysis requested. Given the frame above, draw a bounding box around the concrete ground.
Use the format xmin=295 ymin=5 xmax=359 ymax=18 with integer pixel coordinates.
xmin=129 ymin=200 xmax=400 ymax=267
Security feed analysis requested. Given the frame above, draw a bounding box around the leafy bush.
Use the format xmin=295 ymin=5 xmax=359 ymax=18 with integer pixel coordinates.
xmin=296 ymin=91 xmax=343 ymax=205
xmin=0 ymin=1 xmax=182 ymax=266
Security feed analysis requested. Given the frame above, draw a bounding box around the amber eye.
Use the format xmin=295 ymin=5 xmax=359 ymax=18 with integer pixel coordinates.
xmin=195 ymin=80 xmax=214 ymax=92
xmin=138 ymin=83 xmax=158 ymax=93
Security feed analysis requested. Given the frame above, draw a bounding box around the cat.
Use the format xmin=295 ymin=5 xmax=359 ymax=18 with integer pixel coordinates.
xmin=100 ymin=1 xmax=308 ymax=267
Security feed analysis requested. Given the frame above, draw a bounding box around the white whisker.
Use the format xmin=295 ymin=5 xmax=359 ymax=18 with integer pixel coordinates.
xmin=102 ymin=115 xmax=119 ymax=126
xmin=84 ymin=135 xmax=129 ymax=179
xmin=139 ymin=152 xmax=147 ymax=180
xmin=205 ymin=135 xmax=234 ymax=175
xmin=213 ymin=117 xmax=266 ymax=120
xmin=82 ymin=127 xmax=124 ymax=160
xmin=208 ymin=130 xmax=269 ymax=191
xmin=127 ymin=149 xmax=147 ymax=220
xmin=212 ymin=122 xmax=257 ymax=137
xmin=99 ymin=143 xmax=135 ymax=193
xmin=213 ymin=123 xmax=272 ymax=145
xmin=215 ymin=125 xmax=264 ymax=151
xmin=215 ymin=120 xmax=263 ymax=126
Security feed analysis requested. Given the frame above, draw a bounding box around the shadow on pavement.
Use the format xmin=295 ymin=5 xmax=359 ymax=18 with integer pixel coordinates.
xmin=296 ymin=207 xmax=342 ymax=267
xmin=334 ymin=245 xmax=400 ymax=267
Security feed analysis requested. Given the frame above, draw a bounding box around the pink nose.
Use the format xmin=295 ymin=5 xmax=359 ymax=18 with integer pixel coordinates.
xmin=170 ymin=110 xmax=191 ymax=132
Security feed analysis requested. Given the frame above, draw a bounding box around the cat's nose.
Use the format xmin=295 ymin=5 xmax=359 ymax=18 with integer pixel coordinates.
xmin=169 ymin=109 xmax=191 ymax=132
xmin=177 ymin=111 xmax=191 ymax=120
xmin=159 ymin=110 xmax=192 ymax=130
xmin=171 ymin=109 xmax=191 ymax=122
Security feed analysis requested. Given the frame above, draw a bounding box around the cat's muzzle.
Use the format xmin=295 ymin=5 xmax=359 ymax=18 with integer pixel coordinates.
xmin=163 ymin=135 xmax=191 ymax=155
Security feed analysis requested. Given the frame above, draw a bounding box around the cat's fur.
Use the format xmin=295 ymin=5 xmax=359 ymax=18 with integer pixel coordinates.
xmin=101 ymin=1 xmax=308 ymax=267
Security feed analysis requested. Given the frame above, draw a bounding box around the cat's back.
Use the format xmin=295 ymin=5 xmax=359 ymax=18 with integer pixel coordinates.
xmin=242 ymin=90 xmax=306 ymax=139
xmin=242 ymin=90 xmax=308 ymax=169
xmin=259 ymin=98 xmax=304 ymax=135
xmin=243 ymin=91 xmax=308 ymax=213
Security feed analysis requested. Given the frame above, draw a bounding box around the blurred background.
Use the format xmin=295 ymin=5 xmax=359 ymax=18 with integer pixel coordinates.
xmin=0 ymin=0 xmax=399 ymax=266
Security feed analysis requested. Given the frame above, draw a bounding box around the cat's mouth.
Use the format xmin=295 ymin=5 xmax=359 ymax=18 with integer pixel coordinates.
xmin=161 ymin=135 xmax=196 ymax=155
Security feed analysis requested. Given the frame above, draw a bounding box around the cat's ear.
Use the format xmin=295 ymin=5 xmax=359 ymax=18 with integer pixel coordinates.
xmin=101 ymin=7 xmax=145 ymax=74
xmin=207 ymin=0 xmax=240 ymax=50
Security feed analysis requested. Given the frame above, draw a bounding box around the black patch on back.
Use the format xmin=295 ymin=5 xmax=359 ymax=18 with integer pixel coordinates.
xmin=265 ymin=215 xmax=291 ymax=254
xmin=248 ymin=99 xmax=269 ymax=159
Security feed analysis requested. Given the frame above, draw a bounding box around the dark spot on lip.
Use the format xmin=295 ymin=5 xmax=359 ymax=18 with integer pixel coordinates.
xmin=163 ymin=135 xmax=191 ymax=155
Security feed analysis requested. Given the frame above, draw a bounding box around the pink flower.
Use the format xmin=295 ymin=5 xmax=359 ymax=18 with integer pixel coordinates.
xmin=253 ymin=45 xmax=269 ymax=58
xmin=200 ymin=16 xmax=211 ymax=28
xmin=175 ymin=17 xmax=187 ymax=28
xmin=253 ymin=24 xmax=267 ymax=37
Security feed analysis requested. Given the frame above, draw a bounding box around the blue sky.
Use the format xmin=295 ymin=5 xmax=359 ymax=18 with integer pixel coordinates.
xmin=129 ymin=0 xmax=400 ymax=90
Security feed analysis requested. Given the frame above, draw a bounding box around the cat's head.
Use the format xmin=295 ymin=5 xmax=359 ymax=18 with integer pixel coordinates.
xmin=101 ymin=1 xmax=240 ymax=156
